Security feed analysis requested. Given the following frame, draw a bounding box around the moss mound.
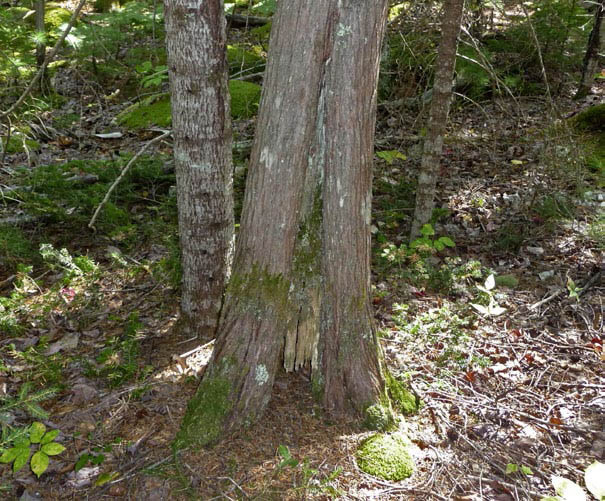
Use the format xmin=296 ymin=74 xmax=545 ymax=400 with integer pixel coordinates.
xmin=0 ymin=225 xmax=36 ymax=269
xmin=363 ymin=401 xmax=396 ymax=431
xmin=356 ymin=432 xmax=414 ymax=481
xmin=118 ymin=81 xmax=262 ymax=129
xmin=573 ymin=104 xmax=605 ymax=132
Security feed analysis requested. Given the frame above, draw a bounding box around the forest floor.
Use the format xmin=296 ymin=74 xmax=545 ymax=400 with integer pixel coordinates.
xmin=0 ymin=5 xmax=604 ymax=500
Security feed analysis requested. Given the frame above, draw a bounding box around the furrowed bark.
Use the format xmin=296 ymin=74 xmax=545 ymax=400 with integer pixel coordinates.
xmin=576 ymin=0 xmax=604 ymax=99
xmin=316 ymin=0 xmax=389 ymax=415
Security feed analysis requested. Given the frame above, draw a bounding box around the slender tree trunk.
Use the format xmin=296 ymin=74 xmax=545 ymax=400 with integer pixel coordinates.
xmin=35 ymin=0 xmax=46 ymax=92
xmin=164 ymin=0 xmax=234 ymax=340
xmin=576 ymin=0 xmax=604 ymax=99
xmin=410 ymin=0 xmax=465 ymax=241
xmin=175 ymin=0 xmax=389 ymax=449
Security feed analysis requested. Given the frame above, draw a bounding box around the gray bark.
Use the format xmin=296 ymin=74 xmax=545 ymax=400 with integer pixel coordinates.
xmin=165 ymin=0 xmax=234 ymax=340
xmin=410 ymin=0 xmax=465 ymax=241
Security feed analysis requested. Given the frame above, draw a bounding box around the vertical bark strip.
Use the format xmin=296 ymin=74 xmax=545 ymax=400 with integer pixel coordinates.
xmin=410 ymin=0 xmax=465 ymax=240
xmin=317 ymin=0 xmax=389 ymax=414
xmin=576 ymin=0 xmax=604 ymax=99
xmin=165 ymin=0 xmax=234 ymax=340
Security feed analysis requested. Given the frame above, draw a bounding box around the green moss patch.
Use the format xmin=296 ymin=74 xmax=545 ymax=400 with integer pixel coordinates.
xmin=2 ymin=135 xmax=40 ymax=154
xmin=386 ymin=372 xmax=422 ymax=415
xmin=173 ymin=360 xmax=233 ymax=450
xmin=44 ymin=7 xmax=71 ymax=31
xmin=494 ymin=274 xmax=519 ymax=288
xmin=363 ymin=401 xmax=396 ymax=431
xmin=117 ymin=81 xmax=262 ymax=129
xmin=0 ymin=225 xmax=36 ymax=270
xmin=116 ymin=94 xmax=171 ymax=129
xmin=573 ymin=104 xmax=605 ymax=132
xmin=356 ymin=432 xmax=414 ymax=481
xmin=229 ymin=80 xmax=261 ymax=119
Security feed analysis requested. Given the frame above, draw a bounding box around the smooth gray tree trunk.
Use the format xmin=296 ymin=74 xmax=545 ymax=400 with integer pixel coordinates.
xmin=410 ymin=0 xmax=465 ymax=241
xmin=164 ymin=0 xmax=234 ymax=340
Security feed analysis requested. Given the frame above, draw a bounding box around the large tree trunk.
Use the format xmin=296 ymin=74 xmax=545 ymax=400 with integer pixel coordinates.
xmin=317 ymin=0 xmax=388 ymax=414
xmin=175 ymin=0 xmax=389 ymax=449
xmin=410 ymin=0 xmax=465 ymax=241
xmin=165 ymin=0 xmax=234 ymax=340
xmin=576 ymin=0 xmax=604 ymax=99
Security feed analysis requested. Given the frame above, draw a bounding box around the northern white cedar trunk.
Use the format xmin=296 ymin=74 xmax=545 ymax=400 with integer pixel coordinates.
xmin=410 ymin=0 xmax=464 ymax=241
xmin=175 ymin=0 xmax=389 ymax=448
xmin=165 ymin=0 xmax=234 ymax=340
xmin=576 ymin=0 xmax=604 ymax=99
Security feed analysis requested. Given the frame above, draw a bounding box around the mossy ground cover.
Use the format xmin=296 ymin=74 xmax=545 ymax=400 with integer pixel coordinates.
xmin=356 ymin=432 xmax=414 ymax=481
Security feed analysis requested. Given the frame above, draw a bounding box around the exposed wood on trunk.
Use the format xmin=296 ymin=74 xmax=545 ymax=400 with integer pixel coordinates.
xmin=409 ymin=0 xmax=465 ymax=241
xmin=164 ymin=0 xmax=234 ymax=340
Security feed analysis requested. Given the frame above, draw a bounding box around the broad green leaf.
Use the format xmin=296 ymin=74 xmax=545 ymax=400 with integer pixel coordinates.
xmin=585 ymin=461 xmax=605 ymax=500
xmin=506 ymin=463 xmax=518 ymax=474
xmin=91 ymin=454 xmax=105 ymax=465
xmin=376 ymin=150 xmax=406 ymax=165
xmin=434 ymin=240 xmax=445 ymax=251
xmin=31 ymin=451 xmax=49 ymax=478
xmin=75 ymin=453 xmax=90 ymax=472
xmin=552 ymin=475 xmax=586 ymax=501
xmin=14 ymin=437 xmax=30 ymax=449
xmin=421 ymin=224 xmax=435 ymax=237
xmin=485 ymin=274 xmax=496 ymax=291
xmin=521 ymin=465 xmax=533 ymax=475
xmin=41 ymin=442 xmax=66 ymax=456
xmin=0 ymin=447 xmax=20 ymax=463
xmin=277 ymin=444 xmax=291 ymax=459
xmin=13 ymin=447 xmax=30 ymax=473
xmin=41 ymin=430 xmax=59 ymax=445
xmin=29 ymin=422 xmax=46 ymax=444
xmin=95 ymin=471 xmax=119 ymax=486
xmin=511 ymin=159 xmax=523 ymax=165
xmin=438 ymin=236 xmax=455 ymax=247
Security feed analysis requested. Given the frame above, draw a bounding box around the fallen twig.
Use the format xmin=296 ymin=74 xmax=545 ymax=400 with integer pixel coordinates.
xmin=88 ymin=130 xmax=171 ymax=230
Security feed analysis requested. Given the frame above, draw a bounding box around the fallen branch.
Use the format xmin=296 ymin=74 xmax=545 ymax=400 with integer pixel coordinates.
xmin=226 ymin=13 xmax=270 ymax=27
xmin=0 ymin=0 xmax=88 ymax=118
xmin=88 ymin=130 xmax=171 ymax=230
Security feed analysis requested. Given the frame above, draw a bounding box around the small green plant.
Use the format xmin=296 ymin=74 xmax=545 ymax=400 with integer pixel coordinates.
xmin=0 ymin=422 xmax=65 ymax=477
xmin=506 ymin=463 xmax=534 ymax=476
xmin=276 ymin=445 xmax=343 ymax=498
xmin=566 ymin=277 xmax=582 ymax=301
xmin=470 ymin=274 xmax=507 ymax=317
xmin=0 ymin=382 xmax=57 ymax=420
xmin=376 ymin=150 xmax=406 ymax=165
xmin=135 ymin=61 xmax=168 ymax=88
xmin=86 ymin=312 xmax=142 ymax=387
xmin=39 ymin=243 xmax=99 ymax=282
xmin=411 ymin=224 xmax=455 ymax=253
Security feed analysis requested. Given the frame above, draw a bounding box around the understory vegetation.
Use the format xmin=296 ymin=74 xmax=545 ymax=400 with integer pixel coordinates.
xmin=0 ymin=0 xmax=603 ymax=499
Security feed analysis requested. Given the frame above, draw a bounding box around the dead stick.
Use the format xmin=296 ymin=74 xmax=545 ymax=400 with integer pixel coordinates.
xmin=88 ymin=130 xmax=171 ymax=230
